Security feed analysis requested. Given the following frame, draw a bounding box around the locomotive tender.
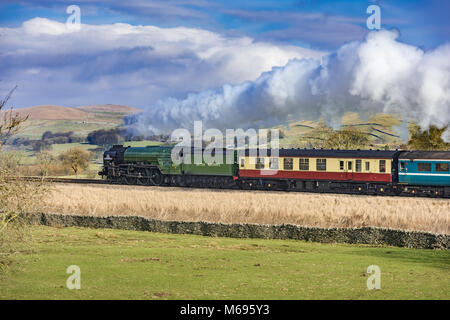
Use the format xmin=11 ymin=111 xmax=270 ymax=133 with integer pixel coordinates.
xmin=99 ymin=145 xmax=450 ymax=197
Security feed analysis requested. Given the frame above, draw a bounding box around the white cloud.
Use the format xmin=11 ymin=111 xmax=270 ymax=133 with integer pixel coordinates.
xmin=0 ymin=17 xmax=323 ymax=108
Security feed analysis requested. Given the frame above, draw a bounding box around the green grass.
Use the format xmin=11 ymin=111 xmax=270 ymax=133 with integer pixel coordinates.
xmin=1 ymin=226 xmax=448 ymax=300
xmin=14 ymin=142 xmax=104 ymax=166
xmin=122 ymin=140 xmax=163 ymax=147
xmin=17 ymin=120 xmax=120 ymax=140
xmin=47 ymin=142 xmax=103 ymax=157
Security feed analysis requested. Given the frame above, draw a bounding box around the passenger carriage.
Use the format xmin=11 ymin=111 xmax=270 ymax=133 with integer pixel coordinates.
xmin=398 ymin=151 xmax=450 ymax=187
xmin=238 ymin=149 xmax=398 ymax=183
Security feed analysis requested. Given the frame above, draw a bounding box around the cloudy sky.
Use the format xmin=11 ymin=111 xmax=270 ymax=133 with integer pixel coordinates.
xmin=0 ymin=0 xmax=448 ymax=117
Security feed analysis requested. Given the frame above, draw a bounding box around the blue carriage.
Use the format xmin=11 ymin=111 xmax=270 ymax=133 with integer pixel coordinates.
xmin=398 ymin=151 xmax=450 ymax=186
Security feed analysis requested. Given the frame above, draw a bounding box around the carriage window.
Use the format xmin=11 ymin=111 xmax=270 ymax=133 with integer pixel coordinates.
xmin=347 ymin=161 xmax=352 ymax=170
xmin=400 ymin=162 xmax=405 ymax=171
xmin=283 ymin=158 xmax=293 ymax=170
xmin=240 ymin=158 xmax=245 ymax=168
xmin=299 ymin=158 xmax=309 ymax=171
xmin=356 ymin=160 xmax=362 ymax=172
xmin=435 ymin=163 xmax=449 ymax=172
xmin=339 ymin=161 xmax=344 ymax=170
xmin=316 ymin=159 xmax=327 ymax=171
xmin=365 ymin=162 xmax=370 ymax=171
xmin=418 ymin=163 xmax=431 ymax=172
xmin=379 ymin=160 xmax=386 ymax=173
xmin=255 ymin=158 xmax=265 ymax=169
xmin=269 ymin=158 xmax=279 ymax=170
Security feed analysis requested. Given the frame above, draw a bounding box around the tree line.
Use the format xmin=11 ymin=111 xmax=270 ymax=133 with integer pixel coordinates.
xmin=87 ymin=128 xmax=169 ymax=146
xmin=9 ymin=131 xmax=84 ymax=152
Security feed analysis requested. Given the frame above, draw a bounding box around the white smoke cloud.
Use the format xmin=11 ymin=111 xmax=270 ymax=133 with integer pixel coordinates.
xmin=130 ymin=30 xmax=450 ymax=140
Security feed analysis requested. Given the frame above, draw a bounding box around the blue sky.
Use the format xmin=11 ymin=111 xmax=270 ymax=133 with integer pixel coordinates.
xmin=1 ymin=0 xmax=448 ymax=50
xmin=0 ymin=0 xmax=448 ymax=113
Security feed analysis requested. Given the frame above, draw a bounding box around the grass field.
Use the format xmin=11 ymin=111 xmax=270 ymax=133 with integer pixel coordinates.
xmin=122 ymin=140 xmax=163 ymax=147
xmin=16 ymin=120 xmax=119 ymax=140
xmin=45 ymin=184 xmax=450 ymax=234
xmin=11 ymin=104 xmax=138 ymax=140
xmin=1 ymin=225 xmax=448 ymax=300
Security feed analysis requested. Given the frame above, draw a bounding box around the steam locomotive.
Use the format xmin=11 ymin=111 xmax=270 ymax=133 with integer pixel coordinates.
xmin=99 ymin=145 xmax=450 ymax=197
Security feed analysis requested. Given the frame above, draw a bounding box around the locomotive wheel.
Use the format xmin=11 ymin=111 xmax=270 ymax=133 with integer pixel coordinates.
xmin=136 ymin=168 xmax=150 ymax=185
xmin=122 ymin=175 xmax=137 ymax=185
xmin=150 ymin=169 xmax=163 ymax=186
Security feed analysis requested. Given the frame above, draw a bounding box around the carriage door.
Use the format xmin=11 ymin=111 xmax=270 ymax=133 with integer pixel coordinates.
xmin=346 ymin=160 xmax=354 ymax=180
xmin=339 ymin=160 xmax=345 ymax=179
xmin=399 ymin=161 xmax=407 ymax=183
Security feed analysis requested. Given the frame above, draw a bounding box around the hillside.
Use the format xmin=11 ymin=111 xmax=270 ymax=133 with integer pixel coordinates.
xmin=276 ymin=112 xmax=404 ymax=149
xmin=5 ymin=104 xmax=141 ymax=139
xmin=2 ymin=104 xmax=140 ymax=121
xmin=76 ymin=104 xmax=140 ymax=114
xmin=3 ymin=105 xmax=93 ymax=121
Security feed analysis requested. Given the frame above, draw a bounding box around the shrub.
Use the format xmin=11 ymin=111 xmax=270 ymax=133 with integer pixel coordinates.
xmin=59 ymin=147 xmax=92 ymax=177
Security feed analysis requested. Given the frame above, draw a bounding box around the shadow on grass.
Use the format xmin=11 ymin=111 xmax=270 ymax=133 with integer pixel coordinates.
xmin=343 ymin=246 xmax=450 ymax=270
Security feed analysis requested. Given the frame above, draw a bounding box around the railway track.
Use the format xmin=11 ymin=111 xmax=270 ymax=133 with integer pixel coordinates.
xmin=9 ymin=176 xmax=450 ymax=199
xmin=11 ymin=176 xmax=108 ymax=185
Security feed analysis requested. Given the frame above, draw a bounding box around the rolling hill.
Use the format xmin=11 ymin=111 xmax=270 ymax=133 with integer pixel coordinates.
xmin=76 ymin=104 xmax=140 ymax=114
xmin=4 ymin=104 xmax=141 ymax=139
xmin=3 ymin=104 xmax=140 ymax=121
xmin=275 ymin=112 xmax=404 ymax=148
xmin=3 ymin=105 xmax=93 ymax=121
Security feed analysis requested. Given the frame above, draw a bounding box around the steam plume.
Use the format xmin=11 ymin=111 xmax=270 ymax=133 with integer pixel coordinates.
xmin=128 ymin=30 xmax=450 ymax=140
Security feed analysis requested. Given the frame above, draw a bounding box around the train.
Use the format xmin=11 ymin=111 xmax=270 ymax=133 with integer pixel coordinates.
xmin=99 ymin=145 xmax=450 ymax=197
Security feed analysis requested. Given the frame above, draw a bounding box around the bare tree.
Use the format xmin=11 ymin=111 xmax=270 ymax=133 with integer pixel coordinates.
xmin=0 ymin=86 xmax=28 ymax=146
xmin=36 ymin=151 xmax=55 ymax=179
xmin=0 ymin=87 xmax=47 ymax=272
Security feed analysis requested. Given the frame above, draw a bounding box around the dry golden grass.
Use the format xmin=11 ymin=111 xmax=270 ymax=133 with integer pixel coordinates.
xmin=43 ymin=184 xmax=450 ymax=234
xmin=1 ymin=105 xmax=93 ymax=120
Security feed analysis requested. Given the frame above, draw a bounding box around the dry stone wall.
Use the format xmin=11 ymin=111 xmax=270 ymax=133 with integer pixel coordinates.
xmin=28 ymin=213 xmax=448 ymax=250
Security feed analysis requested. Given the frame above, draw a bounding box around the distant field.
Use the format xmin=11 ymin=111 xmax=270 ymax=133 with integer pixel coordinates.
xmin=10 ymin=104 xmax=140 ymax=140
xmin=44 ymin=184 xmax=450 ymax=234
xmin=1 ymin=225 xmax=448 ymax=299
xmin=17 ymin=120 xmax=119 ymax=140
xmin=122 ymin=140 xmax=163 ymax=147
xmin=47 ymin=142 xmax=101 ymax=155
xmin=15 ymin=142 xmax=103 ymax=165
xmin=277 ymin=112 xmax=404 ymax=148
